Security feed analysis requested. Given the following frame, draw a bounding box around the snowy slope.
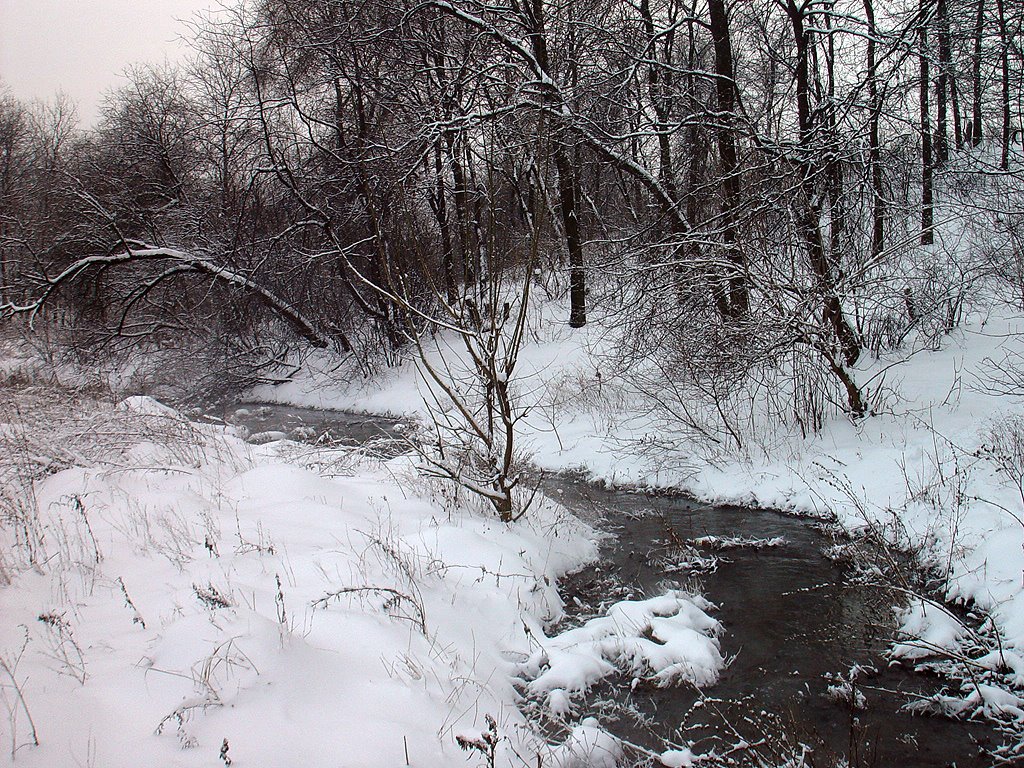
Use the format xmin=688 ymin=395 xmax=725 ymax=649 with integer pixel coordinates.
xmin=250 ymin=304 xmax=1024 ymax=663
xmin=0 ymin=397 xmax=616 ymax=766
xmin=0 ymin=392 xmax=733 ymax=766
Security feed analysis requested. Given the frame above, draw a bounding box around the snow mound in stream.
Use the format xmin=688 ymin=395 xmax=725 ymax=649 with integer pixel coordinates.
xmin=520 ymin=591 xmax=723 ymax=708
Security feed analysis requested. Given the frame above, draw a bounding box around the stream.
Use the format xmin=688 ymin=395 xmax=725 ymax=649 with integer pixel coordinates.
xmin=219 ymin=402 xmax=997 ymax=767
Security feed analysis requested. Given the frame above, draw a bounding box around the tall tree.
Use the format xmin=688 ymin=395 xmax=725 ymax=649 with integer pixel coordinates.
xmin=708 ymin=0 xmax=748 ymax=318
xmin=864 ymin=0 xmax=885 ymax=260
xmin=972 ymin=0 xmax=985 ymax=146
xmin=921 ymin=0 xmax=935 ymax=245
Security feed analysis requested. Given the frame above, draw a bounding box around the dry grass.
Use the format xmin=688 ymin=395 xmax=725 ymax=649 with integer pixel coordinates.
xmin=0 ymin=379 xmax=208 ymax=582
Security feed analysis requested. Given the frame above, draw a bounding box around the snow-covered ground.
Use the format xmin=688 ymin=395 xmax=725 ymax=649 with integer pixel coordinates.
xmin=0 ymin=394 xmax=728 ymax=767
xmin=251 ymin=301 xmax=1024 ymax=682
xmin=7 ymin=292 xmax=1024 ymax=764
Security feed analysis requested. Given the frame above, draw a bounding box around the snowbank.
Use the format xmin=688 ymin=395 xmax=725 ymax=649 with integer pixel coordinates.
xmin=252 ymin=304 xmax=1024 ymax=671
xmin=0 ymin=397 xmax=636 ymax=767
xmin=519 ymin=592 xmax=723 ymax=699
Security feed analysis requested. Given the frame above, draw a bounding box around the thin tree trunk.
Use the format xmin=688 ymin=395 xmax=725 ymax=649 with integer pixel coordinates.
xmin=998 ymin=0 xmax=1011 ymax=169
xmin=525 ymin=0 xmax=586 ymax=327
xmin=640 ymin=0 xmax=678 ymax=202
xmin=445 ymin=130 xmax=474 ymax=290
xmin=936 ymin=0 xmax=951 ymax=165
xmin=951 ymin=68 xmax=964 ymax=148
xmin=433 ymin=139 xmax=456 ymax=302
xmin=708 ymin=0 xmax=748 ymax=318
xmin=788 ymin=0 xmax=862 ymax=372
xmin=823 ymin=2 xmax=846 ymax=267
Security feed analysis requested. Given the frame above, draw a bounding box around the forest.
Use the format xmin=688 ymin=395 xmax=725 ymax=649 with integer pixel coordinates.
xmin=2 ymin=0 xmax=1018 ymax=412
xmin=3 ymin=0 xmax=1024 ymax=765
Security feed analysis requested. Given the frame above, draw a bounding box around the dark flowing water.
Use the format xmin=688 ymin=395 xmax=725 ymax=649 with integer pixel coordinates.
xmin=211 ymin=401 xmax=410 ymax=453
xmin=546 ymin=480 xmax=995 ymax=767
xmin=223 ymin=402 xmax=998 ymax=767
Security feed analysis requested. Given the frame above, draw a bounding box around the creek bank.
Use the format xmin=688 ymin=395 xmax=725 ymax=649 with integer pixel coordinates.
xmin=226 ymin=401 xmax=1003 ymax=766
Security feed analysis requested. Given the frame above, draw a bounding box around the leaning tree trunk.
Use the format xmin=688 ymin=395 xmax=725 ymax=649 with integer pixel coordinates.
xmin=788 ymin=1 xmax=861 ymax=369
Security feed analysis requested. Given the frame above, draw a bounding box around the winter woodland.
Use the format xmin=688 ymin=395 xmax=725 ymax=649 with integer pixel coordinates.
xmin=3 ymin=0 xmax=1024 ymax=764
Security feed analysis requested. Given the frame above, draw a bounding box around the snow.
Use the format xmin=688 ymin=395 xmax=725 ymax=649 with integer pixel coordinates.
xmin=249 ymin=298 xmax=1024 ymax=705
xmin=691 ymin=535 xmax=787 ymax=550
xmin=1 ymin=397 xmax=682 ymax=767
xmin=891 ymin=599 xmax=967 ymax=661
xmin=241 ymin=296 xmax=1024 ymax=737
xmin=547 ymin=717 xmax=623 ymax=768
xmin=12 ymin=296 xmax=1024 ymax=762
xmin=658 ymin=747 xmax=696 ymax=767
xmin=519 ymin=592 xmax=723 ymax=697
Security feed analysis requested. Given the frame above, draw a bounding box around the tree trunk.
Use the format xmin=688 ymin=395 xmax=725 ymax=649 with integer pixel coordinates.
xmin=864 ymin=0 xmax=885 ymax=260
xmin=997 ymin=0 xmax=1011 ymax=169
xmin=823 ymin=3 xmax=846 ymax=268
xmin=936 ymin=0 xmax=951 ymax=166
xmin=973 ymin=0 xmax=985 ymax=147
xmin=921 ymin=0 xmax=935 ymax=245
xmin=528 ymin=0 xmax=586 ymax=327
xmin=639 ymin=0 xmax=678 ymax=201
xmin=788 ymin=0 xmax=861 ymax=367
xmin=432 ymin=139 xmax=457 ymax=302
xmin=951 ymin=66 xmax=964 ymax=148
xmin=708 ymin=0 xmax=748 ymax=318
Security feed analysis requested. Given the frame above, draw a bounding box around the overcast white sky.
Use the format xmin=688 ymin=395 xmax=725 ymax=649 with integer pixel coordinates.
xmin=0 ymin=0 xmax=224 ymax=126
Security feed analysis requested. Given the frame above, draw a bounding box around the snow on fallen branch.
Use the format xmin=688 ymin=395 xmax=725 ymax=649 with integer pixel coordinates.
xmin=691 ymin=535 xmax=787 ymax=551
xmin=312 ymin=586 xmax=427 ymax=635
xmin=1 ymin=243 xmax=344 ymax=351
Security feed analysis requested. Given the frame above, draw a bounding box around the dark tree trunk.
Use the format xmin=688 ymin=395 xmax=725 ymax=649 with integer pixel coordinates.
xmin=952 ymin=66 xmax=964 ymax=148
xmin=708 ymin=0 xmax=748 ymax=318
xmin=639 ymin=0 xmax=678 ymax=202
xmin=528 ymin=0 xmax=586 ymax=327
xmin=997 ymin=0 xmax=1011 ymax=169
xmin=788 ymin=0 xmax=861 ymax=368
xmin=823 ymin=3 xmax=846 ymax=267
xmin=921 ymin=0 xmax=935 ymax=245
xmin=864 ymin=0 xmax=885 ymax=260
xmin=973 ymin=0 xmax=985 ymax=147
xmin=444 ymin=130 xmax=475 ymax=290
xmin=432 ymin=139 xmax=457 ymax=302
xmin=937 ymin=0 xmax=951 ymax=165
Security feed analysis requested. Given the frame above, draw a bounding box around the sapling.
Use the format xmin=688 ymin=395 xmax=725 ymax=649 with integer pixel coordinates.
xmin=116 ymin=576 xmax=146 ymax=628
xmin=312 ymin=586 xmax=427 ymax=636
xmin=194 ymin=582 xmax=233 ymax=610
xmin=37 ymin=611 xmax=87 ymax=683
